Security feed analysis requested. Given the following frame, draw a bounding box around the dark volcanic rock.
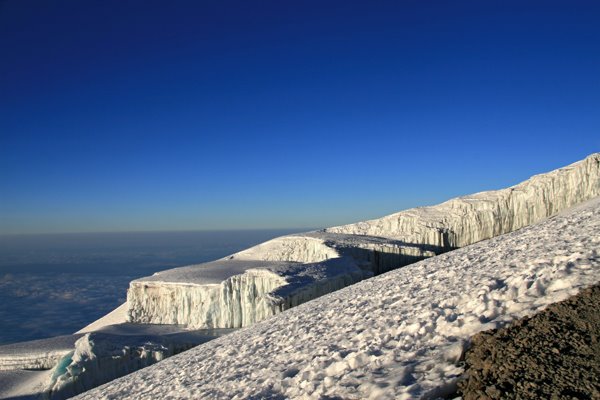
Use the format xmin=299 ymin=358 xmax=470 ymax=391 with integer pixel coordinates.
xmin=457 ymin=284 xmax=600 ymax=400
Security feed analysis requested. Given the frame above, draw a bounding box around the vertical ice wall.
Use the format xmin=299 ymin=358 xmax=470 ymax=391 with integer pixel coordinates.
xmin=45 ymin=332 xmax=201 ymax=400
xmin=127 ymin=258 xmax=364 ymax=329
xmin=128 ymin=269 xmax=288 ymax=328
xmin=326 ymin=153 xmax=600 ymax=248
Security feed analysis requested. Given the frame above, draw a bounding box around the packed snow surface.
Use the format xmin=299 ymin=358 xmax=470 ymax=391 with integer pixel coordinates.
xmin=125 ymin=153 xmax=600 ymax=329
xmin=76 ymin=303 xmax=127 ymax=334
xmin=77 ymin=196 xmax=600 ymax=400
xmin=0 ymin=369 xmax=51 ymax=400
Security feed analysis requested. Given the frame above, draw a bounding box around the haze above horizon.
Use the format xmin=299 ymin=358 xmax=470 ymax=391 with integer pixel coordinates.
xmin=1 ymin=0 xmax=599 ymax=234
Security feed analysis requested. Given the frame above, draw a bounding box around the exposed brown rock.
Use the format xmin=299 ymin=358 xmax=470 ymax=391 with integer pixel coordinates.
xmin=457 ymin=284 xmax=600 ymax=400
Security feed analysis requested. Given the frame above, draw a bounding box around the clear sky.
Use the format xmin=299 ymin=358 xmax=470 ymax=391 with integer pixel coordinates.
xmin=1 ymin=0 xmax=599 ymax=234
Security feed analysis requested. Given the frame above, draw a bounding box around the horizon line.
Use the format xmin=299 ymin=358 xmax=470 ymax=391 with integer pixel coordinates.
xmin=0 ymin=226 xmax=321 ymax=237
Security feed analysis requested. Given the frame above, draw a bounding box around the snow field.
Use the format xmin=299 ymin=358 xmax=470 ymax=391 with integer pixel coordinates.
xmin=76 ymin=196 xmax=600 ymax=400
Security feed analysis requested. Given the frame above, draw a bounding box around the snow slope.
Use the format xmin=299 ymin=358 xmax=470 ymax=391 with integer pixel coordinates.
xmin=77 ymin=196 xmax=600 ymax=400
xmin=0 ymin=369 xmax=52 ymax=400
xmin=75 ymin=303 xmax=127 ymax=334
xmin=125 ymin=153 xmax=600 ymax=329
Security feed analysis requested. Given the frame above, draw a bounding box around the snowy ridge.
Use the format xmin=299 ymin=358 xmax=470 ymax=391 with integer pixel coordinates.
xmin=125 ymin=154 xmax=600 ymax=330
xmin=230 ymin=235 xmax=339 ymax=262
xmin=76 ymin=196 xmax=600 ymax=400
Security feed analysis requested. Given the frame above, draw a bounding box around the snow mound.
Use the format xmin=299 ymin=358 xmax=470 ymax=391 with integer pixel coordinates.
xmin=76 ymin=196 xmax=600 ymax=400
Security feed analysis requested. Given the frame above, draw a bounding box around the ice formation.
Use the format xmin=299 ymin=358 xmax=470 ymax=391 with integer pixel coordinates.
xmin=0 ymin=324 xmax=233 ymax=400
xmin=327 ymin=152 xmax=600 ymax=246
xmin=126 ymin=153 xmax=600 ymax=329
xmin=46 ymin=331 xmax=211 ymax=400
xmin=76 ymin=196 xmax=600 ymax=400
xmin=0 ymin=335 xmax=80 ymax=371
xmin=127 ymin=258 xmax=364 ymax=328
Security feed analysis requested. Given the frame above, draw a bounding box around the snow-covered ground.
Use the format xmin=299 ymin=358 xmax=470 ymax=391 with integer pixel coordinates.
xmin=76 ymin=196 xmax=600 ymax=399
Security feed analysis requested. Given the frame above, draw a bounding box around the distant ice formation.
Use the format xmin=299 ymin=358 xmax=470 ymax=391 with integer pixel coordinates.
xmin=126 ymin=153 xmax=600 ymax=329
xmin=46 ymin=331 xmax=202 ymax=400
xmin=127 ymin=258 xmax=364 ymax=328
xmin=0 ymin=335 xmax=80 ymax=372
xmin=0 ymin=324 xmax=232 ymax=400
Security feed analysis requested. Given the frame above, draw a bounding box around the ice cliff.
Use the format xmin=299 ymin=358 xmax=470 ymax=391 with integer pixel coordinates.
xmin=326 ymin=152 xmax=600 ymax=247
xmin=45 ymin=331 xmax=202 ymax=400
xmin=3 ymin=154 xmax=598 ymax=400
xmin=127 ymin=258 xmax=364 ymax=328
xmin=126 ymin=153 xmax=600 ymax=330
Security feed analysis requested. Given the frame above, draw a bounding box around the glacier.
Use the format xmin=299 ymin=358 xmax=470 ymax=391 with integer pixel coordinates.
xmin=75 ymin=194 xmax=600 ymax=400
xmin=126 ymin=153 xmax=600 ymax=330
xmin=127 ymin=257 xmax=365 ymax=328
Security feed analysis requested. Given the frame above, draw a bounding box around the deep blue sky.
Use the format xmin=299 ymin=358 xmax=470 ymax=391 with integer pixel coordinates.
xmin=1 ymin=0 xmax=599 ymax=234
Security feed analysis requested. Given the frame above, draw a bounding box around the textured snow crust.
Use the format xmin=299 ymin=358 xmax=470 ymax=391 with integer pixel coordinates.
xmin=77 ymin=196 xmax=600 ymax=400
xmin=0 ymin=369 xmax=51 ymax=400
xmin=126 ymin=154 xmax=600 ymax=329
